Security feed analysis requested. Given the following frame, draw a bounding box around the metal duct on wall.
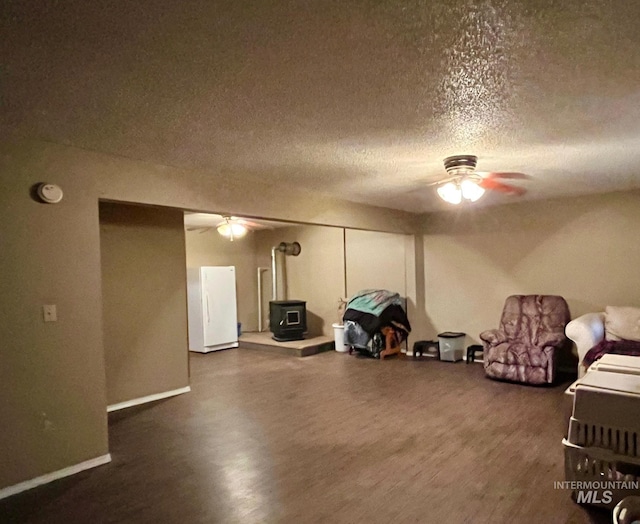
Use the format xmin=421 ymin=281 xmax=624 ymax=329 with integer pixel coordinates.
xmin=257 ymin=267 xmax=269 ymax=332
xmin=271 ymin=242 xmax=301 ymax=301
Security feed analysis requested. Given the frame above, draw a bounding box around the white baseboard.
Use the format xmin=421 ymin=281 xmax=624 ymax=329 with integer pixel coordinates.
xmin=107 ymin=385 xmax=191 ymax=413
xmin=0 ymin=453 xmax=111 ymax=501
xmin=189 ymin=342 xmax=238 ymax=353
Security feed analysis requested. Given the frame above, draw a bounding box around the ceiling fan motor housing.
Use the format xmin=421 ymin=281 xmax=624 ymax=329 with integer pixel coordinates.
xmin=444 ymin=155 xmax=478 ymax=174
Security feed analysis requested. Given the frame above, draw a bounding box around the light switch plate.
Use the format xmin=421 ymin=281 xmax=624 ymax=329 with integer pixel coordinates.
xmin=43 ymin=305 xmax=57 ymax=322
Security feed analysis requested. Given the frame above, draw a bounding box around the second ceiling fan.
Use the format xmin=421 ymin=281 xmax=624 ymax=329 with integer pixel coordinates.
xmin=432 ymin=155 xmax=530 ymax=204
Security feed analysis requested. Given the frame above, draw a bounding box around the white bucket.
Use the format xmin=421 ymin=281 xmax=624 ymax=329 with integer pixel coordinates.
xmin=332 ymin=323 xmax=348 ymax=353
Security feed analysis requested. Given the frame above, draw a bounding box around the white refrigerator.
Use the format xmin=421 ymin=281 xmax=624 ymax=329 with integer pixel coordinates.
xmin=187 ymin=266 xmax=238 ymax=353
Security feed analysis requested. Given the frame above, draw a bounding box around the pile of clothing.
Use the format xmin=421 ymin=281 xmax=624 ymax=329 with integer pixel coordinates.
xmin=343 ymin=289 xmax=411 ymax=359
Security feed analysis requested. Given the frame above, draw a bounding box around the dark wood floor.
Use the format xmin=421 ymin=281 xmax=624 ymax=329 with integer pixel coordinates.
xmin=0 ymin=350 xmax=611 ymax=523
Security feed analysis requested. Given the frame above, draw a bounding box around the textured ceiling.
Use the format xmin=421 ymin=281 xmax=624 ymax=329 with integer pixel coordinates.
xmin=3 ymin=0 xmax=640 ymax=212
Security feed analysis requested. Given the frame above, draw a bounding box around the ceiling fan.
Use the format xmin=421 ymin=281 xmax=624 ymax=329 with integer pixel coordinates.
xmin=185 ymin=214 xmax=272 ymax=241
xmin=431 ymin=155 xmax=530 ymax=204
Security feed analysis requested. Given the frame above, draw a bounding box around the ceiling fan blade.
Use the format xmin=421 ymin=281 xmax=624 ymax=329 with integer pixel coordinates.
xmin=239 ymin=218 xmax=272 ymax=230
xmin=477 ymin=171 xmax=530 ymax=180
xmin=427 ymin=176 xmax=459 ymax=187
xmin=186 ymin=226 xmax=213 ymax=233
xmin=478 ymin=178 xmax=527 ymax=196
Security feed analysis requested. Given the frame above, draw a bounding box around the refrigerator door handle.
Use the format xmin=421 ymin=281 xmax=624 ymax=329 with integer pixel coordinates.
xmin=206 ymin=294 xmax=210 ymax=324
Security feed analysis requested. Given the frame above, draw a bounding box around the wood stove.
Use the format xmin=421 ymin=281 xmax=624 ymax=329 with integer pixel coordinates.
xmin=269 ymin=300 xmax=307 ymax=341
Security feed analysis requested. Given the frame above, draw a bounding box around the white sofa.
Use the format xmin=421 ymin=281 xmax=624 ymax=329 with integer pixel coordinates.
xmin=567 ymin=306 xmax=640 ymax=378
xmin=565 ymin=312 xmax=605 ymax=378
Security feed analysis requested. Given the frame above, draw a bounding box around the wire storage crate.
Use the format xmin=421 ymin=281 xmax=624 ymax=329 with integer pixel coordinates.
xmin=591 ymin=354 xmax=640 ymax=376
xmin=563 ymin=439 xmax=640 ymax=509
xmin=567 ymin=371 xmax=640 ymax=460
xmin=564 ymin=369 xmax=640 ymax=508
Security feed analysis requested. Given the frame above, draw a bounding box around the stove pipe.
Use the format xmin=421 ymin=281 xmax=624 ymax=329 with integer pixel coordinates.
xmin=271 ymin=241 xmax=301 ymax=301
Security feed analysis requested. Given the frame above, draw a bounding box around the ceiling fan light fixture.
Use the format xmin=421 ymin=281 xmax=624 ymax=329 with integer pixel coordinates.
xmin=217 ymin=218 xmax=248 ymax=241
xmin=435 ymin=155 xmax=527 ymax=204
xmin=460 ymin=178 xmax=485 ymax=202
xmin=437 ymin=182 xmax=462 ymax=205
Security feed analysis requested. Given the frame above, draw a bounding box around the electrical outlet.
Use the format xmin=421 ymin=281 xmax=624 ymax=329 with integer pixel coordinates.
xmin=43 ymin=305 xmax=57 ymax=322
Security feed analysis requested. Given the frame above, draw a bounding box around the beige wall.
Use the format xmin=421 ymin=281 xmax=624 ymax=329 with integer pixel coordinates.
xmin=344 ymin=229 xmax=419 ymax=343
xmin=0 ymin=143 xmax=109 ymax=489
xmin=345 ymin=229 xmax=409 ymax=297
xmin=403 ymin=234 xmax=432 ymax=343
xmin=100 ymin=203 xmax=189 ymax=406
xmin=0 ymin=137 xmax=417 ymax=492
xmin=255 ymin=226 xmax=346 ymax=337
xmin=421 ymin=191 xmax=640 ymax=346
xmin=185 ymin=228 xmax=258 ymax=332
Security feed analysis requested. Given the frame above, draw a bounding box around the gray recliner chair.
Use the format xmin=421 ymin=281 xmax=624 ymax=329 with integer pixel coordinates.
xmin=480 ymin=295 xmax=571 ymax=385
